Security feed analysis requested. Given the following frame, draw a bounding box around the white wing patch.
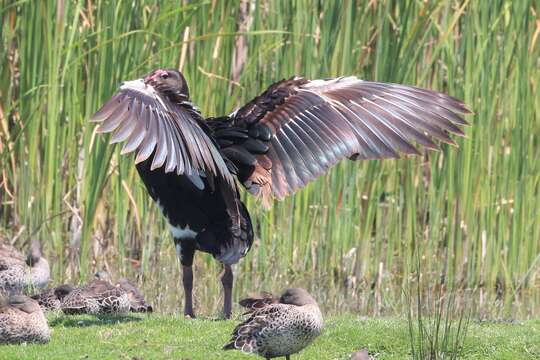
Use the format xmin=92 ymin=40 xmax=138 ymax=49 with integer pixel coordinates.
xmin=169 ymin=223 xmax=197 ymax=239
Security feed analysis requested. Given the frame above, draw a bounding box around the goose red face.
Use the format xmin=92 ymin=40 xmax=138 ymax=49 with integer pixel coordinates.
xmin=144 ymin=69 xmax=169 ymax=83
xmin=144 ymin=68 xmax=190 ymax=99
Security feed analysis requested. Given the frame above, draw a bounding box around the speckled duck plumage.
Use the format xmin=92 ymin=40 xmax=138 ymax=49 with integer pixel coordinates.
xmin=31 ymin=273 xmax=151 ymax=314
xmin=224 ymin=288 xmax=323 ymax=359
xmin=115 ymin=278 xmax=153 ymax=313
xmin=60 ymin=273 xmax=130 ymax=315
xmin=31 ymin=284 xmax=76 ymax=312
xmin=0 ymin=240 xmax=50 ymax=294
xmin=0 ymin=295 xmax=50 ymax=344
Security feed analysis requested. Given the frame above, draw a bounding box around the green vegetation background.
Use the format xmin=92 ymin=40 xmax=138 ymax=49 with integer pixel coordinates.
xmin=0 ymin=0 xmax=539 ymax=317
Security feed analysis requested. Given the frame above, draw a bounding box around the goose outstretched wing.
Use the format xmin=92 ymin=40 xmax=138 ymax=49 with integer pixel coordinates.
xmin=210 ymin=76 xmax=470 ymax=204
xmin=91 ymin=79 xmax=234 ymax=186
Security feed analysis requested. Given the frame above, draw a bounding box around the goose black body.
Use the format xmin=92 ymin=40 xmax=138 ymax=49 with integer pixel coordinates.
xmin=91 ymin=69 xmax=470 ymax=318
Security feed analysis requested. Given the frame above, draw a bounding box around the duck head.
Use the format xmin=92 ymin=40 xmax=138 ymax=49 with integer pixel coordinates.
xmin=94 ymin=271 xmax=112 ymax=282
xmin=8 ymin=295 xmax=41 ymax=314
xmin=26 ymin=239 xmax=42 ymax=267
xmin=54 ymin=284 xmax=76 ymax=301
xmin=279 ymin=288 xmax=317 ymax=306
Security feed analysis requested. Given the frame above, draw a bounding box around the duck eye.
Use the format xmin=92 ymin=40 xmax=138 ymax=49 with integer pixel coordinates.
xmin=161 ymin=73 xmax=169 ymax=79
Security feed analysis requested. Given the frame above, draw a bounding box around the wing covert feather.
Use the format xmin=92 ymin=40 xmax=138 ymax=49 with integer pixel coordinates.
xmin=91 ymin=79 xmax=234 ymax=186
xmin=215 ymin=76 xmax=470 ymax=204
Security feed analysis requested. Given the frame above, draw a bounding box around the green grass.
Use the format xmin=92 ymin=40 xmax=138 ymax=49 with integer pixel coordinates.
xmin=0 ymin=315 xmax=538 ymax=359
xmin=1 ymin=0 xmax=539 ymax=317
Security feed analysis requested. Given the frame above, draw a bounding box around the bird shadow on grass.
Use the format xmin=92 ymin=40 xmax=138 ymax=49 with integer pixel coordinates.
xmin=49 ymin=314 xmax=144 ymax=327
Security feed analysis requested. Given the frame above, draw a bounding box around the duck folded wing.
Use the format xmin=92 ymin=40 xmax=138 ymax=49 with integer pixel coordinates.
xmin=0 ymin=244 xmax=25 ymax=263
xmin=91 ymin=79 xmax=234 ymax=186
xmin=0 ymin=256 xmax=24 ymax=271
xmin=238 ymin=291 xmax=279 ymax=313
xmin=212 ymin=76 xmax=470 ymax=205
xmin=223 ymin=304 xmax=285 ymax=351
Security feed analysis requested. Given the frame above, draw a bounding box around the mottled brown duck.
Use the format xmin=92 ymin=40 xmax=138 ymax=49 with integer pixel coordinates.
xmin=93 ymin=271 xmax=152 ymax=312
xmin=115 ymin=278 xmax=153 ymax=313
xmin=0 ymin=295 xmax=50 ymax=344
xmin=60 ymin=275 xmax=130 ymax=315
xmin=224 ymin=288 xmax=323 ymax=359
xmin=31 ymin=284 xmax=76 ymax=312
xmin=92 ymin=69 xmax=470 ymax=318
xmin=0 ymin=240 xmax=50 ymax=294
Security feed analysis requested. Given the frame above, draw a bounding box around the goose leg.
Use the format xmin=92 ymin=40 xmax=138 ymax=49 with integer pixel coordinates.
xmin=182 ymin=265 xmax=195 ymax=317
xmin=220 ymin=264 xmax=233 ymax=319
xmin=176 ymin=239 xmax=196 ymax=318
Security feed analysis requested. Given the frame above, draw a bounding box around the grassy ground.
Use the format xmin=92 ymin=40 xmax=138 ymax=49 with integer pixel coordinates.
xmin=0 ymin=315 xmax=538 ymax=360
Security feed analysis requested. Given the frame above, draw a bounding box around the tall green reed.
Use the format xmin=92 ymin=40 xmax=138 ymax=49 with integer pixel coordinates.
xmin=0 ymin=0 xmax=538 ymax=317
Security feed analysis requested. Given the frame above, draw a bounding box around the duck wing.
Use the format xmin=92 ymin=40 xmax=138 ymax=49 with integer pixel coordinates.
xmin=60 ymin=288 xmax=88 ymax=314
xmin=238 ymin=291 xmax=279 ymax=314
xmin=223 ymin=303 xmax=288 ymax=352
xmin=0 ymin=243 xmax=25 ymax=264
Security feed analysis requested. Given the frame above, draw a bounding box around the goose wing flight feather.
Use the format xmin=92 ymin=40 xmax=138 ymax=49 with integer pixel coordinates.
xmin=91 ymin=73 xmax=470 ymax=206
xmin=210 ymin=76 xmax=470 ymax=204
xmin=91 ymin=79 xmax=235 ymax=187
